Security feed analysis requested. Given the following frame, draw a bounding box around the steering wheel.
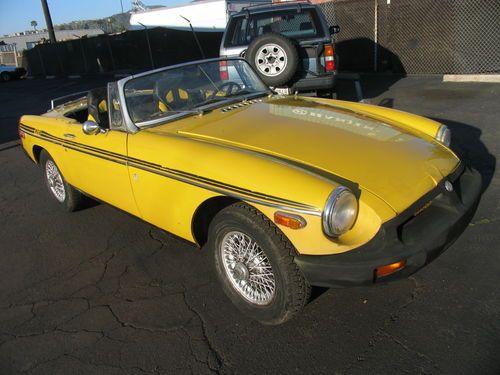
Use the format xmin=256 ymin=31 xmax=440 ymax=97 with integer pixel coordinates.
xmin=208 ymin=81 xmax=242 ymax=99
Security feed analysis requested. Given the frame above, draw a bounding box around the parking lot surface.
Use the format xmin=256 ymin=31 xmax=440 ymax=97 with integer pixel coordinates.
xmin=0 ymin=76 xmax=499 ymax=374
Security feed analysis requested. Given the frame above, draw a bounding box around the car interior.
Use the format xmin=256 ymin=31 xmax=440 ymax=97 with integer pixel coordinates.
xmin=64 ymin=87 xmax=109 ymax=128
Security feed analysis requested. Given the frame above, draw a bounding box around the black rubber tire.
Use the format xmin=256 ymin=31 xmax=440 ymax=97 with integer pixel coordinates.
xmin=208 ymin=202 xmax=311 ymax=325
xmin=246 ymin=33 xmax=299 ymax=87
xmin=0 ymin=72 xmax=11 ymax=82
xmin=40 ymin=150 xmax=84 ymax=212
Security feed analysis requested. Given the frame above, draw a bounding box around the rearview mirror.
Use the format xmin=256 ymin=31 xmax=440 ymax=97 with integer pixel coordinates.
xmin=82 ymin=120 xmax=106 ymax=135
xmin=329 ymin=25 xmax=340 ymax=34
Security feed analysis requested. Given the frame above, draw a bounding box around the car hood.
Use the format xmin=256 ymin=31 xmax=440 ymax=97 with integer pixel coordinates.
xmin=176 ymin=97 xmax=460 ymax=213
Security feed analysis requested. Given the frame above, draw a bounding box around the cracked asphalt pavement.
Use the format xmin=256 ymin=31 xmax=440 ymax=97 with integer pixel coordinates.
xmin=0 ymin=76 xmax=499 ymax=374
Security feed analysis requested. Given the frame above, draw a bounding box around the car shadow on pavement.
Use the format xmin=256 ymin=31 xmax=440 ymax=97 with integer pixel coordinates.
xmin=431 ymin=117 xmax=496 ymax=193
xmin=335 ymin=38 xmax=406 ymax=102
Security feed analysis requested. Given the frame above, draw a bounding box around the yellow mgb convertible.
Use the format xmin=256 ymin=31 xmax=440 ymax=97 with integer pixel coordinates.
xmin=19 ymin=58 xmax=481 ymax=324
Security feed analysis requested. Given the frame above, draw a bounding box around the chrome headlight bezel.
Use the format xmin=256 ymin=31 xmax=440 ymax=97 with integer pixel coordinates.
xmin=436 ymin=124 xmax=451 ymax=147
xmin=322 ymin=186 xmax=358 ymax=238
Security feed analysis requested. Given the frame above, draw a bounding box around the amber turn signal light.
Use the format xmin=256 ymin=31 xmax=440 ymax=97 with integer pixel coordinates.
xmin=375 ymin=260 xmax=407 ymax=278
xmin=274 ymin=211 xmax=306 ymax=229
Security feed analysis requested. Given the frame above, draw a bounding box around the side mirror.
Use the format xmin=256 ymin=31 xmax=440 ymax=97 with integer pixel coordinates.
xmin=82 ymin=120 xmax=105 ymax=135
xmin=329 ymin=25 xmax=340 ymax=35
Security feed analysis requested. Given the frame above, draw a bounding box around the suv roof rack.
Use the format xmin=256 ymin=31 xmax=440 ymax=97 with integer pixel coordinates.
xmin=241 ymin=0 xmax=312 ymax=13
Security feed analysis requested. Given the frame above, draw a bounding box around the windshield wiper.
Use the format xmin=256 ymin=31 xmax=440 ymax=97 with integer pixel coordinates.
xmin=194 ymin=96 xmax=240 ymax=109
xmin=148 ymin=109 xmax=204 ymax=120
xmin=241 ymin=91 xmax=269 ymax=100
xmin=196 ymin=91 xmax=268 ymax=108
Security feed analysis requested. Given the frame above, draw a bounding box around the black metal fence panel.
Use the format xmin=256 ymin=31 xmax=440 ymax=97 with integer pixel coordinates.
xmin=25 ymin=28 xmax=223 ymax=77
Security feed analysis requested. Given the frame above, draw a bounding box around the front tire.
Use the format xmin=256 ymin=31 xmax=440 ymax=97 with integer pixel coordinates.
xmin=40 ymin=150 xmax=83 ymax=212
xmin=208 ymin=203 xmax=310 ymax=325
xmin=1 ymin=72 xmax=11 ymax=82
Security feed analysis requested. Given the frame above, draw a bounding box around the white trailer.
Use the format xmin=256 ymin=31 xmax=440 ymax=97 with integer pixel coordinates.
xmin=129 ymin=0 xmax=271 ymax=32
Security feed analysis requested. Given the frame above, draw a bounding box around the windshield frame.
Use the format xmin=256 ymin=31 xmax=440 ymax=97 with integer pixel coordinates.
xmin=116 ymin=57 xmax=271 ymax=132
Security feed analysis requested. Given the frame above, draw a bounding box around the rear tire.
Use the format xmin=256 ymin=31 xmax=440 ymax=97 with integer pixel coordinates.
xmin=40 ymin=150 xmax=84 ymax=212
xmin=208 ymin=202 xmax=310 ymax=325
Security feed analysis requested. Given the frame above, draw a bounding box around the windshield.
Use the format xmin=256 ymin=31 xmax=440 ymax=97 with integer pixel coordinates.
xmin=227 ymin=9 xmax=324 ymax=47
xmin=124 ymin=59 xmax=269 ymax=126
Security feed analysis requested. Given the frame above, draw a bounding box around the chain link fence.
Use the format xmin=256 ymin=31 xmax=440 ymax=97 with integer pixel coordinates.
xmin=23 ymin=1 xmax=499 ymax=76
xmin=319 ymin=0 xmax=500 ymax=74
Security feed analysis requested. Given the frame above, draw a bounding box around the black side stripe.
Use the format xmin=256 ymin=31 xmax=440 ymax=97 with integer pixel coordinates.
xmin=20 ymin=124 xmax=321 ymax=215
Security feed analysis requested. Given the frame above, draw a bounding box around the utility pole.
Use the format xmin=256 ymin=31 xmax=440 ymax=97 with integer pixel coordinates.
xmin=40 ymin=0 xmax=56 ymax=43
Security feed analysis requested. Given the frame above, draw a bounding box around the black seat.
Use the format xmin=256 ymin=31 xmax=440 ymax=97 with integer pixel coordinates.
xmin=87 ymin=87 xmax=109 ymax=129
xmin=154 ymin=73 xmax=204 ymax=112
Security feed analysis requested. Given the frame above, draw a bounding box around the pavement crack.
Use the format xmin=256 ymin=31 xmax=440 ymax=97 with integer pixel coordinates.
xmin=65 ymin=353 xmax=166 ymax=374
xmin=181 ymin=290 xmax=224 ymax=374
xmin=6 ymin=227 xmax=121 ymax=306
xmin=399 ymin=276 xmax=424 ymax=309
xmin=17 ymin=331 xmax=103 ymax=373
xmin=102 ymin=304 xmax=186 ymax=335
xmin=469 ymin=217 xmax=499 ymax=226
xmin=377 ymin=329 xmax=441 ymax=370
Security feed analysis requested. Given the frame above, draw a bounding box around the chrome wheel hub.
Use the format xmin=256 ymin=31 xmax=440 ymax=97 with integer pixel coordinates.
xmin=45 ymin=160 xmax=66 ymax=202
xmin=255 ymin=43 xmax=287 ymax=77
xmin=233 ymin=262 xmax=249 ymax=282
xmin=220 ymin=231 xmax=276 ymax=305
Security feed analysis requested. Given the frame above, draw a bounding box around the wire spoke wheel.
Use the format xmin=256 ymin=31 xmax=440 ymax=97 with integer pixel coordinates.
xmin=220 ymin=231 xmax=276 ymax=305
xmin=255 ymin=43 xmax=288 ymax=77
xmin=45 ymin=159 xmax=66 ymax=203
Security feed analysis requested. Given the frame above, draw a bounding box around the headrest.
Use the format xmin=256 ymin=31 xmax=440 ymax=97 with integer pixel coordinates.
xmin=87 ymin=87 xmax=109 ymax=127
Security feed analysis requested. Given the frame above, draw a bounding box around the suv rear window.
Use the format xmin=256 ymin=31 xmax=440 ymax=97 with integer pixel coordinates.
xmin=226 ymin=9 xmax=324 ymax=47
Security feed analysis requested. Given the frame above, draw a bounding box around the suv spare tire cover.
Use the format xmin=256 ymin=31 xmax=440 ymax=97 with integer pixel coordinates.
xmin=246 ymin=33 xmax=299 ymax=87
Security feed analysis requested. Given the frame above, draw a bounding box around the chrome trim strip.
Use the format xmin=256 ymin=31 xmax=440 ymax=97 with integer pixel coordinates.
xmin=20 ymin=124 xmax=320 ymax=216
xmin=128 ymin=161 xmax=321 ymax=216
xmin=22 ymin=130 xmax=127 ymax=166
xmin=436 ymin=124 xmax=451 ymax=146
xmin=50 ymin=90 xmax=89 ymax=110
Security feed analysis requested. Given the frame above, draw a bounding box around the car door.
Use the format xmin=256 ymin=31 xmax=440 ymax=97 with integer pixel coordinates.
xmin=62 ymin=84 xmax=139 ymax=216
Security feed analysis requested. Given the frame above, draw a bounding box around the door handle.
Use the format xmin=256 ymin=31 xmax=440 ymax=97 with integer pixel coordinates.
xmin=63 ymin=133 xmax=76 ymax=139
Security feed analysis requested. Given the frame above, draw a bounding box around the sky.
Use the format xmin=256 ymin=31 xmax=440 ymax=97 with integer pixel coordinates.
xmin=0 ymin=0 xmax=190 ymax=36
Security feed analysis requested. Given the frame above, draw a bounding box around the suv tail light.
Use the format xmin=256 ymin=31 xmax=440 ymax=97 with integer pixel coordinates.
xmin=219 ymin=60 xmax=229 ymax=80
xmin=324 ymin=44 xmax=335 ymax=72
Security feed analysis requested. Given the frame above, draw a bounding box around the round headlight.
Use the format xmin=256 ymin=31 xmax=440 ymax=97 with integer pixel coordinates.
xmin=322 ymin=187 xmax=358 ymax=237
xmin=436 ymin=125 xmax=451 ymax=147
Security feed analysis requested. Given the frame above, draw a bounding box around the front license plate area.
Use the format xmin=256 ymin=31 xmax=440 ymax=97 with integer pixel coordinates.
xmin=274 ymin=87 xmax=291 ymax=95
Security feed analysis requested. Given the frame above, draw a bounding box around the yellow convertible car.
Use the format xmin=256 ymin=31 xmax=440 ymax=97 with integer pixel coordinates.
xmin=19 ymin=58 xmax=481 ymax=324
